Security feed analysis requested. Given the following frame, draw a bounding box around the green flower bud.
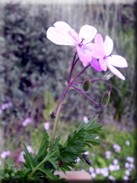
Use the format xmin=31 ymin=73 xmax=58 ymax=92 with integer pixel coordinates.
xmin=101 ymin=87 xmax=111 ymax=107
xmin=83 ymin=77 xmax=91 ymax=92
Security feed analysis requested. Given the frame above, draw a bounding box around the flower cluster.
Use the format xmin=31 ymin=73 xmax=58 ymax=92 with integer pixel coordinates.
xmin=47 ymin=21 xmax=128 ymax=80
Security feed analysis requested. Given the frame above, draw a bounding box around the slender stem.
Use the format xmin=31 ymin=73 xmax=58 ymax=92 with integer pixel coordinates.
xmin=70 ymin=64 xmax=91 ymax=84
xmin=73 ymin=58 xmax=79 ymax=66
xmin=50 ymin=85 xmax=69 ymax=147
xmin=50 ymin=53 xmax=79 ymax=147
xmin=90 ymin=78 xmax=105 ymax=82
xmin=68 ymin=53 xmax=77 ymax=83
xmin=51 ymin=63 xmax=91 ymax=146
xmin=72 ymin=81 xmax=84 ymax=85
xmin=27 ymin=150 xmax=58 ymax=180
xmin=71 ymin=85 xmax=103 ymax=108
xmin=54 ymin=55 xmax=79 ymax=114
xmin=54 ymin=86 xmax=69 ymax=114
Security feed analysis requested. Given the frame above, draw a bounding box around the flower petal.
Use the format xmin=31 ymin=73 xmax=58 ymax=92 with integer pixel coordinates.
xmin=79 ymin=25 xmax=97 ymax=44
xmin=107 ymin=63 xmax=125 ymax=80
xmin=103 ymin=36 xmax=113 ymax=56
xmin=91 ymin=57 xmax=103 ymax=71
xmin=95 ymin=34 xmax=104 ymax=46
xmin=108 ymin=55 xmax=128 ymax=68
xmin=54 ymin=21 xmax=79 ymax=43
xmin=47 ymin=21 xmax=78 ymax=46
xmin=77 ymin=46 xmax=92 ymax=67
xmin=99 ymin=58 xmax=107 ymax=71
xmin=90 ymin=43 xmax=105 ymax=58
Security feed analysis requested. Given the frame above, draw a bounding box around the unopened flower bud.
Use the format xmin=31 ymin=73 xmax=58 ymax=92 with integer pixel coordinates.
xmin=101 ymin=87 xmax=111 ymax=107
xmin=83 ymin=77 xmax=91 ymax=92
xmin=50 ymin=111 xmax=56 ymax=119
xmin=104 ymin=71 xmax=114 ymax=80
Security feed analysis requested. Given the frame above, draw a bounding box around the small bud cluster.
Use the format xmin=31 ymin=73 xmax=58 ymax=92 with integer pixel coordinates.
xmin=1 ymin=166 xmax=17 ymax=181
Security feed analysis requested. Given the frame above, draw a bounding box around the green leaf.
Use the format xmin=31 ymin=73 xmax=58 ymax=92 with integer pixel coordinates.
xmin=38 ymin=168 xmax=60 ymax=181
xmin=23 ymin=143 xmax=36 ymax=169
xmin=48 ymin=156 xmax=59 ymax=170
xmin=36 ymin=129 xmax=49 ymax=161
xmin=49 ymin=136 xmax=60 ymax=155
xmin=59 ymin=162 xmax=76 ymax=173
xmin=84 ymin=115 xmax=102 ymax=132
xmin=58 ymin=115 xmax=102 ymax=171
xmin=58 ymin=128 xmax=86 ymax=164
xmin=18 ymin=168 xmax=31 ymax=179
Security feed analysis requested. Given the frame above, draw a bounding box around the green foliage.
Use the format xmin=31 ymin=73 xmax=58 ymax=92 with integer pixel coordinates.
xmin=23 ymin=143 xmax=36 ymax=169
xmin=18 ymin=131 xmax=61 ymax=181
xmin=75 ymin=124 xmax=135 ymax=180
xmin=58 ymin=116 xmax=102 ymax=172
xmin=0 ymin=115 xmax=101 ymax=181
xmin=36 ymin=129 xmax=49 ymax=161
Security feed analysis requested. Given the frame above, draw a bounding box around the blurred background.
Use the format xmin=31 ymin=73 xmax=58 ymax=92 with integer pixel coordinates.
xmin=0 ymin=0 xmax=135 ymax=181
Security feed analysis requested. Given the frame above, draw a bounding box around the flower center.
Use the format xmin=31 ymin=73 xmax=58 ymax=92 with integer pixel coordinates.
xmin=103 ymin=55 xmax=107 ymax=59
xmin=78 ymin=38 xmax=85 ymax=47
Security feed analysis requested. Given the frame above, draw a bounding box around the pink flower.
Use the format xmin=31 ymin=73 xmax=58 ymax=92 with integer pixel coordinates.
xmin=22 ymin=118 xmax=31 ymax=127
xmin=47 ymin=21 xmax=97 ymax=67
xmin=1 ymin=150 xmax=11 ymax=159
xmin=109 ymin=175 xmax=115 ymax=180
xmin=105 ymin=150 xmax=111 ymax=159
xmin=89 ymin=166 xmax=94 ymax=173
xmin=125 ymin=140 xmax=130 ymax=146
xmin=113 ymin=144 xmax=121 ymax=152
xmin=83 ymin=116 xmax=88 ymax=123
xmin=18 ymin=151 xmax=25 ymax=162
xmin=44 ymin=122 xmax=50 ymax=130
xmin=100 ymin=167 xmax=109 ymax=177
xmin=125 ymin=162 xmax=130 ymax=168
xmin=92 ymin=34 xmax=128 ymax=80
